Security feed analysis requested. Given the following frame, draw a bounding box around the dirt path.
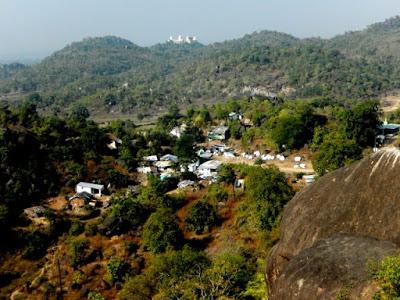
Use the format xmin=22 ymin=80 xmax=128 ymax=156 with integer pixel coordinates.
xmin=381 ymin=94 xmax=400 ymax=113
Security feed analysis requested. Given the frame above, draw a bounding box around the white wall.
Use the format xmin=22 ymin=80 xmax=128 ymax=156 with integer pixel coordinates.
xmin=76 ymin=185 xmax=102 ymax=196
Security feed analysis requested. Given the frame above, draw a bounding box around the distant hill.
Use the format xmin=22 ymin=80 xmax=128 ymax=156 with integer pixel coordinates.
xmin=329 ymin=16 xmax=400 ymax=60
xmin=2 ymin=17 xmax=400 ymax=118
xmin=3 ymin=36 xmax=155 ymax=91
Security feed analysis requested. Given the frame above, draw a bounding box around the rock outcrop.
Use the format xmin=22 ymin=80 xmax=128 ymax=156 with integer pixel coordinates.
xmin=267 ymin=148 xmax=400 ymax=299
xmin=269 ymin=234 xmax=397 ymax=299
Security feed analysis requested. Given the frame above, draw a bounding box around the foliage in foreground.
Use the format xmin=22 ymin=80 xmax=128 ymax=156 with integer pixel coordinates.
xmin=371 ymin=253 xmax=400 ymax=299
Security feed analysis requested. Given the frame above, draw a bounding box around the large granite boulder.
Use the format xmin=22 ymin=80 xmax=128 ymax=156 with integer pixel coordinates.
xmin=269 ymin=234 xmax=397 ymax=299
xmin=267 ymin=148 xmax=400 ymax=299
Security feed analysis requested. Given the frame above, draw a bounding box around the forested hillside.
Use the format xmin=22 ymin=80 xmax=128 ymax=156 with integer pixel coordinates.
xmin=0 ymin=63 xmax=26 ymax=80
xmin=1 ymin=17 xmax=400 ymax=118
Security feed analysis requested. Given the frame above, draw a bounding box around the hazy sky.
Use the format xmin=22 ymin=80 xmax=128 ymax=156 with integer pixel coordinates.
xmin=1 ymin=0 xmax=400 ymax=61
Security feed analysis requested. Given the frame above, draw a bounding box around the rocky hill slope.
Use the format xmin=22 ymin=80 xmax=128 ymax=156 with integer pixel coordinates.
xmin=267 ymin=148 xmax=400 ymax=299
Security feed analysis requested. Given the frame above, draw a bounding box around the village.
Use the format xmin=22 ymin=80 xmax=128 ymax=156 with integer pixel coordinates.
xmin=21 ymin=110 xmax=321 ymax=230
xmin=23 ymin=108 xmax=400 ymax=230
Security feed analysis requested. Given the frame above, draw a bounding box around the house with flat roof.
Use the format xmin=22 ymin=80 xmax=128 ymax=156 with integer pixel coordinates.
xmin=197 ymin=160 xmax=223 ymax=179
xmin=76 ymin=182 xmax=104 ymax=197
xmin=377 ymin=123 xmax=400 ymax=136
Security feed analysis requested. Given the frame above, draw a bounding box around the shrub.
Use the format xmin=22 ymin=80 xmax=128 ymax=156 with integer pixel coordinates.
xmin=84 ymin=220 xmax=99 ymax=236
xmin=71 ymin=270 xmax=86 ymax=289
xmin=119 ymin=274 xmax=154 ymax=300
xmin=87 ymin=291 xmax=105 ymax=300
xmin=372 ymin=254 xmax=400 ymax=299
xmin=67 ymin=237 xmax=90 ymax=268
xmin=69 ymin=220 xmax=84 ymax=236
xmin=206 ymin=184 xmax=228 ymax=203
xmin=105 ymin=256 xmax=129 ymax=284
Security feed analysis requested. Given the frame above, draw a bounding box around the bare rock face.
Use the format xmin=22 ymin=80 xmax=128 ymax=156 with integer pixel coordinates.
xmin=269 ymin=234 xmax=397 ymax=300
xmin=267 ymin=148 xmax=400 ymax=299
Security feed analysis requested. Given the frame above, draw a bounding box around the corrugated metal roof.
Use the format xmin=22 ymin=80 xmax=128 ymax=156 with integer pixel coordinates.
xmin=77 ymin=182 xmax=104 ymax=190
xmin=378 ymin=124 xmax=400 ymax=130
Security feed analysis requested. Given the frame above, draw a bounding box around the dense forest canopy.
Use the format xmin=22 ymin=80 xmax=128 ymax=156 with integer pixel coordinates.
xmin=1 ymin=17 xmax=400 ymax=118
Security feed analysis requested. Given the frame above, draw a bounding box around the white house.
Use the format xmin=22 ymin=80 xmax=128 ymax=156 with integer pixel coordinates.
xmin=137 ymin=166 xmax=157 ymax=174
xmin=76 ymin=182 xmax=104 ymax=197
xmin=197 ymin=149 xmax=213 ymax=159
xmin=181 ymin=160 xmax=200 ymax=173
xmin=168 ymin=35 xmax=197 ymax=44
xmin=208 ymin=126 xmax=229 ymax=141
xmin=170 ymin=123 xmax=187 ymax=138
xmin=143 ymin=155 xmax=158 ymax=162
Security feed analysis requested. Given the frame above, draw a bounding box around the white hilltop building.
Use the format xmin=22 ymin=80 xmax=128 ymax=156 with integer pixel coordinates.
xmin=168 ymin=35 xmax=197 ymax=44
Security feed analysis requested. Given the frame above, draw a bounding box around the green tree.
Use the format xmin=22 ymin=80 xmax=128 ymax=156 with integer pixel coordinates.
xmin=203 ymin=252 xmax=257 ymax=298
xmin=218 ymin=164 xmax=236 ymax=186
xmin=218 ymin=164 xmax=236 ymax=199
xmin=142 ymin=209 xmax=183 ymax=253
xmin=245 ymin=166 xmax=294 ymax=230
xmin=120 ymin=247 xmax=210 ymax=299
xmin=206 ymin=184 xmax=229 ymax=203
xmin=185 ymin=200 xmax=218 ymax=233
xmin=312 ymin=131 xmax=362 ymax=176
xmin=229 ymin=120 xmax=244 ymax=140
xmin=174 ymin=133 xmax=197 ymax=163
xmin=339 ymin=100 xmax=381 ymax=147
xmin=110 ymin=194 xmax=149 ymax=232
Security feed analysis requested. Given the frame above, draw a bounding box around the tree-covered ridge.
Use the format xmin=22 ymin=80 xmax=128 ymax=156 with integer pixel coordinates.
xmin=0 ymin=63 xmax=26 ymax=80
xmin=1 ymin=17 xmax=400 ymax=117
xmin=329 ymin=16 xmax=400 ymax=59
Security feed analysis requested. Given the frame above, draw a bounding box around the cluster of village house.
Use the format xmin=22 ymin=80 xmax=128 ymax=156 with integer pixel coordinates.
xmin=22 ymin=114 xmax=400 ymax=225
xmin=25 ymin=111 xmax=316 ymax=220
xmin=136 ymin=111 xmax=315 ymax=188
